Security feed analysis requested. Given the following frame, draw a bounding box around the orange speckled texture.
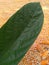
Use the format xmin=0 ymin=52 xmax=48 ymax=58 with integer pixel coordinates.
xmin=0 ymin=0 xmax=49 ymax=65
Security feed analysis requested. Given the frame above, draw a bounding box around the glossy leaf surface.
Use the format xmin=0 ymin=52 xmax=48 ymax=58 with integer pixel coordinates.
xmin=0 ymin=2 xmax=44 ymax=65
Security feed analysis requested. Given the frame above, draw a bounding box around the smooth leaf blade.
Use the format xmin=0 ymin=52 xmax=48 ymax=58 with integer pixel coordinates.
xmin=0 ymin=2 xmax=44 ymax=65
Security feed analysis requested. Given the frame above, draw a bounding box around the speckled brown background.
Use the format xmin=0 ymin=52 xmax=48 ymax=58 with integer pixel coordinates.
xmin=0 ymin=0 xmax=49 ymax=65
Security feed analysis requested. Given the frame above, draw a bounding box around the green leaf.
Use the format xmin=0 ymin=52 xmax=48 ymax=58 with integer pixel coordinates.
xmin=0 ymin=2 xmax=44 ymax=65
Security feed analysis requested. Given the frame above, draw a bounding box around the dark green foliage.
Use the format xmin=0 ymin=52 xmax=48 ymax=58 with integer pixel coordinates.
xmin=0 ymin=2 xmax=44 ymax=65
